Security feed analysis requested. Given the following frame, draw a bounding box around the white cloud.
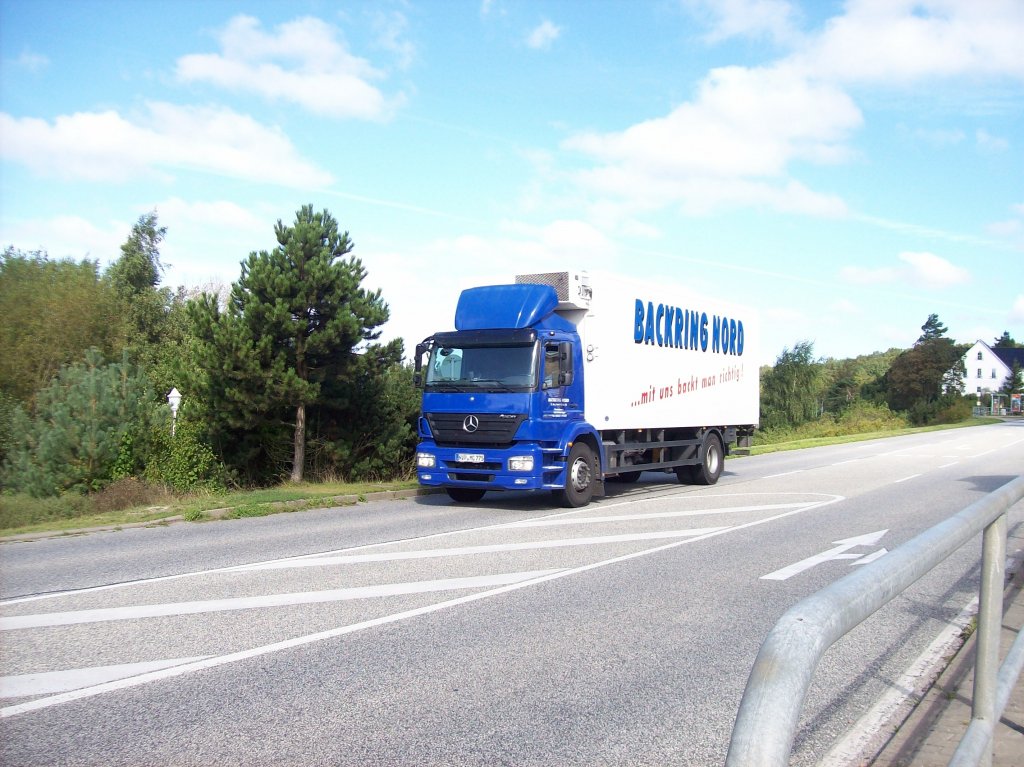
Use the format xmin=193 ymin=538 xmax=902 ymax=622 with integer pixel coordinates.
xmin=11 ymin=49 xmax=49 ymax=73
xmin=792 ymin=0 xmax=1024 ymax=84
xmin=1 ymin=215 xmax=128 ymax=264
xmin=564 ymin=64 xmax=859 ymax=215
xmin=686 ymin=0 xmax=802 ymax=46
xmin=987 ymin=219 xmax=1021 ymax=237
xmin=0 ymin=103 xmax=333 ymax=188
xmin=898 ymin=251 xmax=970 ymax=287
xmin=840 ymin=252 xmax=970 ymax=289
xmin=976 ymin=129 xmax=1009 ymax=153
xmin=175 ymin=15 xmax=403 ymax=120
xmin=526 ymin=20 xmax=561 ymax=50
xmin=1011 ymin=296 xmax=1024 ymax=323
xmin=372 ymin=10 xmax=415 ymax=70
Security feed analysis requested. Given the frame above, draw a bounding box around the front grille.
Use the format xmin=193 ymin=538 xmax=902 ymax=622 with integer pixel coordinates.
xmin=426 ymin=413 xmax=526 ymax=447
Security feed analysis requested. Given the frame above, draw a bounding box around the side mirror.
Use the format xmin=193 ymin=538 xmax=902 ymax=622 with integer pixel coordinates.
xmin=414 ymin=341 xmax=430 ymax=388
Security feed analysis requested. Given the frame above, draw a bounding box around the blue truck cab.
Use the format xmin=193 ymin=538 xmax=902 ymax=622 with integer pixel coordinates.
xmin=415 ymin=278 xmax=601 ymax=507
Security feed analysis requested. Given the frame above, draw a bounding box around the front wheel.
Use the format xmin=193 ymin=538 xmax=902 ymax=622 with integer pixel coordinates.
xmin=446 ymin=487 xmax=486 ymax=503
xmin=553 ymin=442 xmax=596 ymax=508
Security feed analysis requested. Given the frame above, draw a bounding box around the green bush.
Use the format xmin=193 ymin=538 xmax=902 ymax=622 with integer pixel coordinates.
xmin=1 ymin=351 xmax=151 ymax=496
xmin=142 ymin=412 xmax=226 ymax=493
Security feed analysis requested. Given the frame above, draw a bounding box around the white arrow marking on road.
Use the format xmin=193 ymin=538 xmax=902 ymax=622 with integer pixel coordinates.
xmin=853 ymin=548 xmax=888 ymax=566
xmin=761 ymin=530 xmax=889 ymax=581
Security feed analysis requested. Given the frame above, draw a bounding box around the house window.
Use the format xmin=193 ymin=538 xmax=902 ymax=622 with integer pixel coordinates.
xmin=977 ymin=386 xmax=982 ymax=394
xmin=992 ymin=369 xmax=997 ymax=378
xmin=978 ymin=351 xmax=984 ymax=360
xmin=977 ymin=368 xmax=983 ymax=378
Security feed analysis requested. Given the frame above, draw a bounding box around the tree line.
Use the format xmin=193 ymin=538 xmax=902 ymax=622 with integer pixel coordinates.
xmin=2 ymin=205 xmax=1021 ymax=503
xmin=759 ymin=316 xmax=1022 ymax=440
xmin=0 ymin=206 xmax=420 ymax=498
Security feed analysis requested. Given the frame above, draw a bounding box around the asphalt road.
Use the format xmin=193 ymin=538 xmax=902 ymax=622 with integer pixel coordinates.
xmin=2 ymin=421 xmax=1023 ymax=766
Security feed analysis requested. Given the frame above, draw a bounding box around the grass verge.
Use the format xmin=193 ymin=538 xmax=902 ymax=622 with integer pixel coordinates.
xmin=0 ymin=480 xmax=419 ymax=538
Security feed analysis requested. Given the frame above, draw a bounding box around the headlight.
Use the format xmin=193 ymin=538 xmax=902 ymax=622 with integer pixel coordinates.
xmin=508 ymin=456 xmax=534 ymax=472
xmin=417 ymin=452 xmax=436 ymax=469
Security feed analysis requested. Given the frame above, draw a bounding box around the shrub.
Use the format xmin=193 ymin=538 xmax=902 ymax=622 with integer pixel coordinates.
xmin=142 ymin=413 xmax=226 ymax=493
xmin=90 ymin=477 xmax=170 ymax=513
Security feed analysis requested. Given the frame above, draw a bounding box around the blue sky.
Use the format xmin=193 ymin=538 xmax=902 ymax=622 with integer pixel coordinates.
xmin=2 ymin=0 xmax=1022 ymax=366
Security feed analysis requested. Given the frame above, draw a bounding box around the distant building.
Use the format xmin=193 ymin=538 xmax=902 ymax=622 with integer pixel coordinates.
xmin=961 ymin=340 xmax=1024 ymax=397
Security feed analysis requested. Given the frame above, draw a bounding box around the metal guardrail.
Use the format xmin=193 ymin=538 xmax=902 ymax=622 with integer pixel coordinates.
xmin=726 ymin=475 xmax=1024 ymax=767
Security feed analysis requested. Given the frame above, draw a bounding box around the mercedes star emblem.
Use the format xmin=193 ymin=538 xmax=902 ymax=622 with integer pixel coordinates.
xmin=463 ymin=415 xmax=480 ymax=433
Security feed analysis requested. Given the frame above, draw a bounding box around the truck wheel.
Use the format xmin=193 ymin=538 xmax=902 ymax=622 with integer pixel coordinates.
xmin=554 ymin=442 xmax=595 ymax=508
xmin=693 ymin=433 xmax=723 ymax=485
xmin=446 ymin=488 xmax=486 ymax=503
xmin=674 ymin=465 xmax=697 ymax=484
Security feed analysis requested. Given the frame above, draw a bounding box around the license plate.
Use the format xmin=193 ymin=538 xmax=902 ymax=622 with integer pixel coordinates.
xmin=456 ymin=453 xmax=485 ymax=464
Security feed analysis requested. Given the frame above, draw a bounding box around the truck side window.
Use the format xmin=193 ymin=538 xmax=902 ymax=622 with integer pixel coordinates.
xmin=543 ymin=343 xmax=560 ymax=389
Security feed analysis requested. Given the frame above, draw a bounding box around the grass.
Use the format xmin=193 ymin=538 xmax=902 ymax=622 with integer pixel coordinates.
xmin=0 ymin=479 xmax=419 ymax=538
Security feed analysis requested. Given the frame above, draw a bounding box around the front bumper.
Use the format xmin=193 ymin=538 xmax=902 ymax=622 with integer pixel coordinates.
xmin=416 ymin=442 xmax=565 ymax=491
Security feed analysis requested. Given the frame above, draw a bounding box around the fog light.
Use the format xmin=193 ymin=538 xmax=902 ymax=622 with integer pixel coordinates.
xmin=509 ymin=456 xmax=534 ymax=472
xmin=417 ymin=452 xmax=436 ymax=469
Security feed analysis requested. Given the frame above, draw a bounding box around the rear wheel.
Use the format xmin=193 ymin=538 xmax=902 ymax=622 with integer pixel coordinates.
xmin=553 ymin=442 xmax=596 ymax=508
xmin=693 ymin=433 xmax=723 ymax=485
xmin=674 ymin=433 xmax=724 ymax=485
xmin=446 ymin=487 xmax=486 ymax=503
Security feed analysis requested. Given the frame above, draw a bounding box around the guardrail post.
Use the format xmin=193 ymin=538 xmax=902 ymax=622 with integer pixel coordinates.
xmin=972 ymin=511 xmax=1006 ymax=767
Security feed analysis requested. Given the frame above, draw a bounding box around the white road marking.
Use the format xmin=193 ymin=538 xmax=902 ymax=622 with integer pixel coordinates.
xmin=852 ymin=548 xmax=888 ymax=565
xmin=762 ymin=470 xmax=805 ymax=478
xmin=499 ymin=502 xmax=812 ymax=528
xmin=0 ymin=571 xmax=562 ymax=630
xmin=894 ymin=474 xmax=922 ymax=483
xmin=1 ymin=493 xmax=846 ymax=718
xmin=0 ymin=657 xmax=210 ymax=698
xmin=235 ymin=528 xmax=731 ymax=571
xmin=761 ymin=530 xmax=889 ymax=581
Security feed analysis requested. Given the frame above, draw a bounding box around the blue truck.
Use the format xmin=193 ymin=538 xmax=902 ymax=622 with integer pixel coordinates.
xmin=414 ymin=271 xmax=758 ymax=507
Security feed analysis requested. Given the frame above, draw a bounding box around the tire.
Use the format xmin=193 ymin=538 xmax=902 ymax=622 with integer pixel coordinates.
xmin=674 ymin=464 xmax=698 ymax=484
xmin=446 ymin=487 xmax=486 ymax=503
xmin=692 ymin=433 xmax=723 ymax=485
xmin=553 ymin=442 xmax=596 ymax=508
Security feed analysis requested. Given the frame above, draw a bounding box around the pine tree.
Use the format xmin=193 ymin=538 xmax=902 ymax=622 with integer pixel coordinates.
xmin=1 ymin=351 xmax=150 ymax=496
xmin=189 ymin=205 xmax=390 ymax=483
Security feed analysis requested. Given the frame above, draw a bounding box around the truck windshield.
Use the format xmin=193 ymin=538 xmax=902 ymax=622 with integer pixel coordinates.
xmin=425 ymin=343 xmax=537 ymax=392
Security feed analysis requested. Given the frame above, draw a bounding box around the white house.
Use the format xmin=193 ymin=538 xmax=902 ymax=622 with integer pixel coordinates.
xmin=961 ymin=339 xmax=1024 ymax=397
